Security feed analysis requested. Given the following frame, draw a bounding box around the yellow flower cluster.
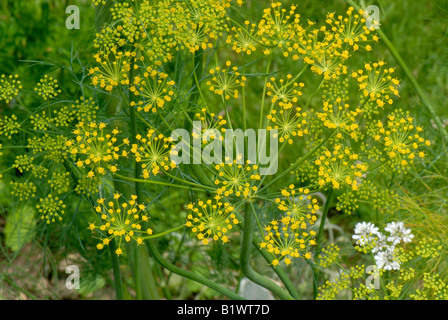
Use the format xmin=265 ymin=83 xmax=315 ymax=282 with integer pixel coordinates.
xmin=0 ymin=114 xmax=21 ymax=139
xmin=257 ymin=2 xmax=299 ymax=56
xmin=11 ymin=181 xmax=36 ymax=201
xmin=131 ymin=129 xmax=177 ymax=178
xmin=0 ymin=74 xmax=22 ymax=103
xmin=260 ymin=216 xmax=317 ymax=267
xmin=266 ymin=75 xmax=304 ymax=105
xmin=315 ymin=145 xmax=367 ymax=191
xmin=66 ymin=122 xmax=129 ymax=178
xmin=275 ymin=185 xmax=319 ymax=222
xmin=34 ymin=75 xmax=61 ymax=100
xmin=352 ymin=60 xmax=400 ymax=108
xmin=373 ymin=113 xmax=431 ymax=170
xmin=317 ymin=265 xmax=367 ymax=300
xmin=214 ymin=156 xmax=260 ymax=198
xmin=89 ymin=50 xmax=134 ymax=92
xmin=133 ymin=66 xmax=176 ymax=113
xmin=93 ymin=0 xmax=233 ymax=63
xmin=317 ymin=100 xmax=361 ymax=140
xmin=192 ymin=108 xmax=227 ymax=143
xmin=207 ymin=61 xmax=246 ymax=100
xmin=267 ymin=105 xmax=308 ymax=144
xmin=226 ymin=21 xmax=258 ymax=55
xmin=325 ymin=7 xmax=377 ymax=51
xmin=37 ymin=194 xmax=66 ymax=224
xmin=89 ymin=194 xmax=152 ymax=256
xmin=185 ymin=198 xmax=240 ymax=245
xmin=13 ymin=154 xmax=34 ymax=173
xmin=318 ymin=243 xmax=340 ymax=268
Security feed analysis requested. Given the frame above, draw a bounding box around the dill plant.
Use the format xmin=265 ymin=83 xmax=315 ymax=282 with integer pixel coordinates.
xmin=0 ymin=0 xmax=446 ymax=301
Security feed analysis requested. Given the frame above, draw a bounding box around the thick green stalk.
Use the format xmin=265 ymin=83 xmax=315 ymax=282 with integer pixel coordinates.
xmin=233 ymin=207 xmax=300 ymax=299
xmin=109 ymin=233 xmax=125 ymax=300
xmin=63 ymin=160 xmax=125 ymax=299
xmin=259 ymin=55 xmax=273 ymax=130
xmin=312 ymin=188 xmax=335 ymax=299
xmin=125 ymin=51 xmax=243 ymax=299
xmin=128 ymin=57 xmax=142 ymax=195
xmin=127 ymin=55 xmax=161 ymax=300
xmin=240 ymin=203 xmax=295 ymax=300
xmin=254 ymin=239 xmax=301 ymax=299
xmin=147 ymin=241 xmax=245 ymax=300
xmin=114 ymin=173 xmax=210 ymax=192
xmin=184 ymin=49 xmax=215 ymax=185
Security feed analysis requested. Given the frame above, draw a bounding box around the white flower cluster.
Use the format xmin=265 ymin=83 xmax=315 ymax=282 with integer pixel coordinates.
xmin=352 ymin=221 xmax=414 ymax=271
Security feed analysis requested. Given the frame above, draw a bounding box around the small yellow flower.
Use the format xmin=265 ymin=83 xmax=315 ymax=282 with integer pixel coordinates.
xmin=185 ymin=198 xmax=239 ymax=245
xmin=89 ymin=194 xmax=152 ymax=255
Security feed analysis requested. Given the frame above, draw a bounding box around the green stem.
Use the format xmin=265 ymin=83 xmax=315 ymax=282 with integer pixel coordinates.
xmin=147 ymin=241 xmax=245 ymax=300
xmin=316 ymin=189 xmax=334 ymax=255
xmin=242 ymin=55 xmax=247 ymax=131
xmin=259 ymin=55 xmax=273 ymax=130
xmin=312 ymin=188 xmax=335 ymax=299
xmin=142 ymin=225 xmax=184 ymax=240
xmin=109 ymin=238 xmax=125 ymax=300
xmin=233 ymin=208 xmax=301 ymax=299
xmin=162 ymin=169 xmax=216 ymax=191
xmin=128 ymin=56 xmax=141 ymax=196
xmin=113 ymin=173 xmax=210 ymax=192
xmin=240 ymin=202 xmax=295 ymax=300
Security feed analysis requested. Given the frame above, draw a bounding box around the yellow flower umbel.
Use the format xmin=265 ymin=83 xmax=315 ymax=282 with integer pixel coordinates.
xmin=131 ymin=129 xmax=177 ymax=178
xmin=276 ymin=185 xmax=319 ymax=223
xmin=133 ymin=66 xmax=175 ymax=113
xmin=89 ymin=50 xmax=134 ymax=92
xmin=315 ymin=145 xmax=368 ymax=191
xmin=257 ymin=2 xmax=298 ymax=56
xmin=317 ymin=243 xmax=340 ymax=268
xmin=0 ymin=114 xmax=21 ymax=139
xmin=267 ymin=103 xmax=308 ymax=144
xmin=260 ymin=215 xmax=317 ymax=266
xmin=72 ymin=97 xmax=99 ymax=122
xmin=89 ymin=194 xmax=152 ymax=256
xmin=207 ymin=61 xmax=246 ymax=100
xmin=372 ymin=113 xmax=431 ymax=171
xmin=13 ymin=154 xmax=34 ymax=173
xmin=214 ymin=156 xmax=261 ymax=198
xmin=34 ymin=75 xmax=62 ymax=100
xmin=30 ymin=112 xmax=52 ymax=131
xmin=0 ymin=74 xmax=22 ymax=103
xmin=325 ymin=7 xmax=377 ymax=52
xmin=192 ymin=108 xmax=227 ymax=144
xmin=37 ymin=194 xmax=66 ymax=224
xmin=226 ymin=21 xmax=258 ymax=55
xmin=352 ymin=60 xmax=400 ymax=108
xmin=317 ymin=99 xmax=361 ymax=140
xmin=66 ymin=122 xmax=129 ymax=178
xmin=266 ymin=75 xmax=304 ymax=105
xmin=185 ymin=198 xmax=240 ymax=245
xmin=177 ymin=0 xmax=231 ymax=54
xmin=11 ymin=181 xmax=36 ymax=201
xmin=296 ymin=27 xmax=348 ymax=80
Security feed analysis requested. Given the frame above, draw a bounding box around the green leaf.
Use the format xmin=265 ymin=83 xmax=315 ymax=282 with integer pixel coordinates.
xmin=4 ymin=204 xmax=37 ymax=252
